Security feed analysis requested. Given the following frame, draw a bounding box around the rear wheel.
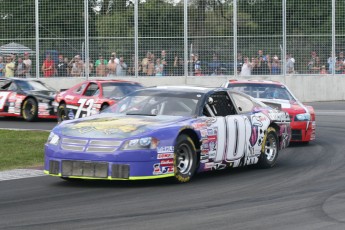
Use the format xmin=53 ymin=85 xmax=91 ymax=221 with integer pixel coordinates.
xmin=173 ymin=134 xmax=197 ymax=183
xmin=257 ymin=127 xmax=279 ymax=168
xmin=22 ymin=98 xmax=38 ymax=122
xmin=57 ymin=103 xmax=68 ymax=123
xmin=100 ymin=104 xmax=109 ymax=111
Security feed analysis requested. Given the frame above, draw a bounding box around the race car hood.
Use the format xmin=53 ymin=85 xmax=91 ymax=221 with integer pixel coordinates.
xmin=54 ymin=113 xmax=191 ymax=139
xmin=258 ymin=98 xmax=307 ymax=114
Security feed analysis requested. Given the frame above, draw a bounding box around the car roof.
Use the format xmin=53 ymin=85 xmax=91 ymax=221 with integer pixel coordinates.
xmin=87 ymin=79 xmax=142 ymax=84
xmin=146 ymin=85 xmax=217 ymax=94
xmin=227 ymin=79 xmax=285 ymax=86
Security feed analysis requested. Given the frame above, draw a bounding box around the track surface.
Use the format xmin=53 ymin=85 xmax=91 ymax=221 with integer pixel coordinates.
xmin=0 ymin=102 xmax=345 ymax=230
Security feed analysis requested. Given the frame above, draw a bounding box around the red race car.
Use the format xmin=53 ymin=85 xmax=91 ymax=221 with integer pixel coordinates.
xmin=0 ymin=78 xmax=57 ymax=121
xmin=54 ymin=80 xmax=143 ymax=122
xmin=222 ymin=79 xmax=315 ymax=143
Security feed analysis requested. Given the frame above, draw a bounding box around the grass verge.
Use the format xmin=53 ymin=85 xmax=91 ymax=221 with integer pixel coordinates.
xmin=0 ymin=129 xmax=49 ymax=171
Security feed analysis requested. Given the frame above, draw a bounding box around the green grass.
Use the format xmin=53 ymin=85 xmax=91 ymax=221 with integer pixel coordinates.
xmin=0 ymin=130 xmax=49 ymax=171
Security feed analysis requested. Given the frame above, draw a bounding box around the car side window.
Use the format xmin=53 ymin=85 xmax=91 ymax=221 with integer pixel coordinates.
xmin=0 ymin=80 xmax=12 ymax=90
xmin=231 ymin=92 xmax=255 ymax=113
xmin=84 ymin=83 xmax=99 ymax=96
xmin=74 ymin=83 xmax=87 ymax=95
xmin=203 ymin=92 xmax=236 ymax=117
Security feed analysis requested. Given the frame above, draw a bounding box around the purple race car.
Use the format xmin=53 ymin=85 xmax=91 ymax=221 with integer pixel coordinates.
xmin=44 ymin=86 xmax=291 ymax=183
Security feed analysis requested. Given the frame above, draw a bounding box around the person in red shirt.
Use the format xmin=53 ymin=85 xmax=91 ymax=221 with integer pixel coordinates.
xmin=42 ymin=55 xmax=55 ymax=77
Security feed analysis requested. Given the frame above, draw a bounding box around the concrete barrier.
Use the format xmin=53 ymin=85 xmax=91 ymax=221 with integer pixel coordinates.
xmin=41 ymin=75 xmax=345 ymax=103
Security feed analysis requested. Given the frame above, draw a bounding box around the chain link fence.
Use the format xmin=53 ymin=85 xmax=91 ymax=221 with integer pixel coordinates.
xmin=0 ymin=0 xmax=343 ymax=78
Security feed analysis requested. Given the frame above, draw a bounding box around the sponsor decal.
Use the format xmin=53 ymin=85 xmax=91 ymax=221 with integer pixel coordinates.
xmin=153 ymin=163 xmax=162 ymax=175
xmin=200 ymin=129 xmax=208 ymax=138
xmin=157 ymin=153 xmax=174 ymax=159
xmin=153 ymin=163 xmax=174 ymax=175
xmin=160 ymin=159 xmax=174 ymax=165
xmin=192 ymin=122 xmax=207 ymax=129
xmin=157 ymin=146 xmax=174 ymax=153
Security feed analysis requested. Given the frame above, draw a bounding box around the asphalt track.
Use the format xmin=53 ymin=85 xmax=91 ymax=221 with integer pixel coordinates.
xmin=0 ymin=101 xmax=345 ymax=230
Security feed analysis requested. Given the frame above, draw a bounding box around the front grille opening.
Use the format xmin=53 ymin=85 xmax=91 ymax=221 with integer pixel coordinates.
xmin=61 ymin=160 xmax=108 ymax=178
xmin=49 ymin=160 xmax=60 ymax=175
xmin=111 ymin=164 xmax=130 ymax=179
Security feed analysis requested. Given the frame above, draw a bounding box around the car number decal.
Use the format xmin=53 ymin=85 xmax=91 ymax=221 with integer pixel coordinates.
xmin=75 ymin=98 xmax=95 ymax=119
xmin=0 ymin=92 xmax=11 ymax=110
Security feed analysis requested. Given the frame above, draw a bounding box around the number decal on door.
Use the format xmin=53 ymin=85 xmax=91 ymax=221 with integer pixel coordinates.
xmin=75 ymin=98 xmax=95 ymax=119
xmin=0 ymin=92 xmax=11 ymax=110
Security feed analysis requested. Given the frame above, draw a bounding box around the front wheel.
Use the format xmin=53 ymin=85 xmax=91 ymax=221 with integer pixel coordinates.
xmin=57 ymin=103 xmax=68 ymax=123
xmin=257 ymin=127 xmax=279 ymax=168
xmin=22 ymin=98 xmax=38 ymax=122
xmin=173 ymin=134 xmax=197 ymax=183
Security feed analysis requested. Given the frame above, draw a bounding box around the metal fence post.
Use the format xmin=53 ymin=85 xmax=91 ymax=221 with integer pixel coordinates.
xmin=184 ymin=0 xmax=188 ymax=79
xmin=282 ymin=0 xmax=286 ymax=76
xmin=84 ymin=0 xmax=90 ymax=79
xmin=233 ymin=0 xmax=237 ymax=78
xmin=332 ymin=0 xmax=335 ymax=76
xmin=35 ymin=0 xmax=39 ymax=79
xmin=134 ymin=0 xmax=139 ymax=78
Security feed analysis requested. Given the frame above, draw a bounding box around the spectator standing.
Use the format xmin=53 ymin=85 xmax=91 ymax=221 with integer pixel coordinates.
xmin=96 ymin=59 xmax=107 ymax=77
xmin=173 ymin=54 xmax=184 ymax=76
xmin=320 ymin=65 xmax=327 ymax=74
xmin=42 ymin=55 xmax=55 ymax=77
xmin=155 ymin=58 xmax=164 ymax=76
xmin=147 ymin=55 xmax=155 ymax=76
xmin=0 ymin=56 xmax=4 ymax=77
xmin=56 ymin=55 xmax=68 ymax=77
xmin=237 ymin=52 xmax=244 ymax=74
xmin=307 ymin=51 xmax=318 ymax=74
xmin=23 ymin=52 xmax=32 ymax=77
xmin=335 ymin=58 xmax=343 ymax=74
xmin=15 ymin=57 xmax=26 ymax=77
xmin=194 ymin=54 xmax=202 ymax=76
xmin=240 ymin=57 xmax=252 ymax=76
xmin=327 ymin=53 xmax=335 ymax=74
xmin=95 ymin=54 xmax=108 ymax=67
xmin=141 ymin=52 xmax=151 ymax=76
xmin=107 ymin=56 xmax=117 ymax=77
xmin=70 ymin=55 xmax=84 ymax=77
xmin=337 ymin=51 xmax=345 ymax=62
xmin=116 ymin=56 xmax=127 ymax=76
xmin=251 ymin=57 xmax=260 ymax=75
xmin=271 ymin=56 xmax=281 ymax=75
xmin=5 ymin=56 xmax=15 ymax=78
xmin=286 ymin=53 xmax=295 ymax=74
xmin=161 ymin=50 xmax=172 ymax=76
xmin=111 ymin=52 xmax=120 ymax=64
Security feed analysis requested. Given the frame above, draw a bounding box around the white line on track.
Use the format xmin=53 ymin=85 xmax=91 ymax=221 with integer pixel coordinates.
xmin=0 ymin=169 xmax=46 ymax=181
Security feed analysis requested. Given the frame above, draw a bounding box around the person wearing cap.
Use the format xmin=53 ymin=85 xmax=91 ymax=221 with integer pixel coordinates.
xmin=42 ymin=54 xmax=55 ymax=77
xmin=23 ymin=52 xmax=32 ymax=77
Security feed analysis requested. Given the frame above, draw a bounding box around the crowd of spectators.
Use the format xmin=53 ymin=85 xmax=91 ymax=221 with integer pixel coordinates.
xmin=1 ymin=49 xmax=345 ymax=78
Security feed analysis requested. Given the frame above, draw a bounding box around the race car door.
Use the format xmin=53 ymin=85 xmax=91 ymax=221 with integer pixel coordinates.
xmin=73 ymin=82 xmax=100 ymax=119
xmin=204 ymin=91 xmax=252 ymax=166
xmin=0 ymin=79 xmax=14 ymax=112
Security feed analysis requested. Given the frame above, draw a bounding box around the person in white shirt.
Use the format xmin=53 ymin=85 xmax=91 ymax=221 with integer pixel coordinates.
xmin=23 ymin=52 xmax=32 ymax=77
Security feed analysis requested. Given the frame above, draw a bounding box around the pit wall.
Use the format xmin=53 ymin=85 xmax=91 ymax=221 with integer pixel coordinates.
xmin=41 ymin=75 xmax=345 ymax=103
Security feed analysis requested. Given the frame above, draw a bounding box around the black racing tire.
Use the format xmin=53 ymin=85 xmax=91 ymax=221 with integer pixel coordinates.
xmin=257 ymin=127 xmax=279 ymax=168
xmin=22 ymin=98 xmax=38 ymax=122
xmin=100 ymin=104 xmax=109 ymax=111
xmin=173 ymin=134 xmax=197 ymax=183
xmin=57 ymin=103 xmax=68 ymax=123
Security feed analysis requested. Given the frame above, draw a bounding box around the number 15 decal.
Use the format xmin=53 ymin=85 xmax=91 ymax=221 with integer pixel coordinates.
xmin=75 ymin=98 xmax=94 ymax=119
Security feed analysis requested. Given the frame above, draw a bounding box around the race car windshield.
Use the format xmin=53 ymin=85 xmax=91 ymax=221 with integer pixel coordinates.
xmin=101 ymin=83 xmax=142 ymax=98
xmin=16 ymin=80 xmax=54 ymax=92
xmin=103 ymin=90 xmax=203 ymax=116
xmin=228 ymin=83 xmax=296 ymax=101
